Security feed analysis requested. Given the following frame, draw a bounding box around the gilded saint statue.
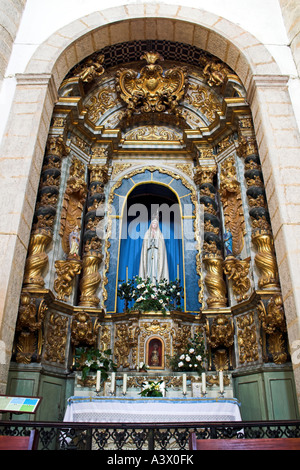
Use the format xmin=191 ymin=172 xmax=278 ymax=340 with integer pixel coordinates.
xmin=150 ymin=343 xmax=160 ymax=366
xmin=139 ymin=215 xmax=169 ymax=283
xmin=68 ymin=226 xmax=80 ymax=259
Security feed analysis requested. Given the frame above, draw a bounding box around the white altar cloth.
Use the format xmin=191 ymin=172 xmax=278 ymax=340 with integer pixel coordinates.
xmin=64 ymin=397 xmax=242 ymax=423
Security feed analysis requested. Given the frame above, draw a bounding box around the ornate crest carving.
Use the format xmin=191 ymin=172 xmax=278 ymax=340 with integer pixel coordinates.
xmin=59 ymin=158 xmax=87 ymax=255
xmin=219 ymin=157 xmax=246 ymax=256
xmin=116 ymin=52 xmax=187 ymax=121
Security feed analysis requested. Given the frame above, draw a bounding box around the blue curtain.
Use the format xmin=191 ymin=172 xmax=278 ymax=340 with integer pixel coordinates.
xmin=117 ymin=210 xmax=184 ymax=312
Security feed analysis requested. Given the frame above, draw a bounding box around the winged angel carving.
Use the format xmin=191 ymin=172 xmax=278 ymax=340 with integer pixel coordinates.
xmin=116 ymin=52 xmax=187 ymax=121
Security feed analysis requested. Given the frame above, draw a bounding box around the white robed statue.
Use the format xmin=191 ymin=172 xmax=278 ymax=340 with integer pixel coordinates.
xmin=139 ymin=215 xmax=169 ymax=283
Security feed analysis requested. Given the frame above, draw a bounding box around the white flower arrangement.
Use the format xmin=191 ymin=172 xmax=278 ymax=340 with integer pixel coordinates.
xmin=139 ymin=380 xmax=165 ymax=397
xmin=117 ymin=276 xmax=183 ymax=313
xmin=168 ymin=333 xmax=206 ymax=375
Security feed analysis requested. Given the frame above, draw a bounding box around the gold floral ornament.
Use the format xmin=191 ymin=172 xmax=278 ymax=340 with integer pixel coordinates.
xmin=116 ymin=51 xmax=187 ymax=122
xmin=200 ymin=56 xmax=232 ymax=87
xmin=75 ymin=53 xmax=105 ymax=83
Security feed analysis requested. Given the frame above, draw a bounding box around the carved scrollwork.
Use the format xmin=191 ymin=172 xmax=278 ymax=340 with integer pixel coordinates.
xmin=116 ymin=51 xmax=187 ymax=121
xmin=219 ymin=157 xmax=246 ymax=256
xmin=59 ymin=158 xmax=87 ymax=256
xmin=15 ymin=292 xmax=48 ymax=364
xmin=75 ymin=53 xmax=105 ymax=83
xmin=223 ymin=256 xmax=251 ymax=302
xmin=200 ymin=56 xmax=232 ymax=87
xmin=257 ymin=295 xmax=287 ymax=364
xmin=44 ymin=312 xmax=68 ymax=364
xmin=71 ymin=311 xmax=98 ymax=347
xmin=236 ymin=313 xmax=259 ymax=364
xmin=206 ymin=315 xmax=234 ymax=349
xmin=54 ymin=259 xmax=82 ymax=301
xmin=114 ymin=322 xmax=140 ymax=369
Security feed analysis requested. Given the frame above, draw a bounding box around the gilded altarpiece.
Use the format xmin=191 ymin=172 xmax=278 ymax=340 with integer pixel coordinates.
xmin=8 ymin=40 xmax=298 ymax=421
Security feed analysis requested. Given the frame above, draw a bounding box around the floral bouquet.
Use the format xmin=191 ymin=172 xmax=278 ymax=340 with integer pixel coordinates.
xmin=118 ymin=276 xmax=183 ymax=313
xmin=74 ymin=347 xmax=117 ymax=383
xmin=168 ymin=332 xmax=206 ymax=375
xmin=138 ymin=362 xmax=149 ymax=372
xmin=139 ymin=380 xmax=165 ymax=397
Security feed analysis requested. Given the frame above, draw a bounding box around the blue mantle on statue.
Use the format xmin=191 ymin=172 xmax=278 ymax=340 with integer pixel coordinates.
xmin=64 ymin=397 xmax=242 ymax=423
xmin=105 ymin=169 xmax=201 ymax=314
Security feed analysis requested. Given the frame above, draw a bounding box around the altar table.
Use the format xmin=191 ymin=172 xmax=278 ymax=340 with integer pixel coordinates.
xmin=64 ymin=397 xmax=242 ymax=423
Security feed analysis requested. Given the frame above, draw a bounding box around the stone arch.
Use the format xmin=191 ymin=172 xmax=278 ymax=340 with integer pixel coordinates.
xmin=25 ymin=6 xmax=280 ymax=87
xmin=1 ymin=4 xmax=300 ymax=405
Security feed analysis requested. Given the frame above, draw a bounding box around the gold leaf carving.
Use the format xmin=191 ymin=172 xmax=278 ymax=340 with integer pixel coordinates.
xmin=219 ymin=157 xmax=246 ymax=256
xmin=116 ymin=52 xmax=187 ymax=121
xmin=59 ymin=159 xmax=87 ymax=255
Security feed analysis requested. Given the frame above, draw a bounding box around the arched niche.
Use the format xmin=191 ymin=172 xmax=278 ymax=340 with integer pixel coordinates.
xmin=146 ymin=336 xmax=165 ymax=370
xmin=105 ymin=167 xmax=202 ymax=314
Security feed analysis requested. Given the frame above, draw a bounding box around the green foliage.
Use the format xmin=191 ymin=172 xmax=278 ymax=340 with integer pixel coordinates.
xmin=74 ymin=347 xmax=117 ymax=382
xmin=139 ymin=380 xmax=165 ymax=397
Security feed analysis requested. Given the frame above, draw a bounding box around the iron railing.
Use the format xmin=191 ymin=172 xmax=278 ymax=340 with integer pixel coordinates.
xmin=0 ymin=420 xmax=300 ymax=450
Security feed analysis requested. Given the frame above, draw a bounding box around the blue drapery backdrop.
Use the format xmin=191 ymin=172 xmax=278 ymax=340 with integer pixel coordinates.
xmin=117 ymin=186 xmax=184 ymax=312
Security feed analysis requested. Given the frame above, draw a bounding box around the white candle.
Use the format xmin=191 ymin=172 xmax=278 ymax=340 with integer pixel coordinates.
xmin=123 ymin=373 xmax=127 ymax=394
xmin=201 ymin=372 xmax=206 ymax=394
xmin=219 ymin=371 xmax=224 ymax=393
xmin=183 ymin=374 xmax=187 ymax=394
xmin=111 ymin=372 xmax=116 ymax=394
xmin=96 ymin=370 xmax=101 ymax=392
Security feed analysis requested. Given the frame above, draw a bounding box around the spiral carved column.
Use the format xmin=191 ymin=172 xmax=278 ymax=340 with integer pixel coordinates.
xmin=23 ymin=136 xmax=70 ymax=289
xmin=237 ymin=121 xmax=279 ymax=291
xmin=16 ymin=136 xmax=69 ymax=363
xmin=203 ymin=254 xmax=227 ymax=308
xmin=79 ymin=162 xmax=108 ymax=307
xmin=194 ymin=161 xmax=227 ymax=308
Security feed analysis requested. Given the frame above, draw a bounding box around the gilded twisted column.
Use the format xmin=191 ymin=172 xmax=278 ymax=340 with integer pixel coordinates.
xmin=23 ymin=136 xmax=70 ymax=289
xmin=79 ymin=162 xmax=108 ymax=307
xmin=17 ymin=136 xmax=69 ymax=363
xmin=79 ymin=250 xmax=102 ymax=307
xmin=237 ymin=119 xmax=279 ymax=290
xmin=194 ymin=161 xmax=227 ymax=308
xmin=23 ymin=232 xmax=52 ymax=288
xmin=252 ymin=232 xmax=279 ymax=289
xmin=203 ymin=254 xmax=227 ymax=308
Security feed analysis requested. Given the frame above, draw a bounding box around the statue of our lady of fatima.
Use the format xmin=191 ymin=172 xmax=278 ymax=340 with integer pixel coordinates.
xmin=139 ymin=212 xmax=169 ymax=283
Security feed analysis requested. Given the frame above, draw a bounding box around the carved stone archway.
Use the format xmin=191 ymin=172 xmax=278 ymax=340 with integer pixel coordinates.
xmin=0 ymin=6 xmax=299 ymax=414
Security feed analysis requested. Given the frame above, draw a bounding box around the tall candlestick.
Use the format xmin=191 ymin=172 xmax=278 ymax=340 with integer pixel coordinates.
xmin=183 ymin=374 xmax=187 ymax=395
xmin=201 ymin=372 xmax=206 ymax=394
xmin=123 ymin=373 xmax=127 ymax=395
xmin=111 ymin=372 xmax=116 ymax=395
xmin=219 ymin=370 xmax=224 ymax=394
xmin=96 ymin=370 xmax=101 ymax=392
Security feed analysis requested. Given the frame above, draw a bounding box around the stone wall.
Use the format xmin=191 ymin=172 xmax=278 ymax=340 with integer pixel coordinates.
xmin=0 ymin=0 xmax=26 ymax=87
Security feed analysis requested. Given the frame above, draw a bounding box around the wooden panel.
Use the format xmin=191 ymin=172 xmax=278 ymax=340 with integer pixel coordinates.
xmin=0 ymin=430 xmax=38 ymax=450
xmin=266 ymin=373 xmax=299 ymax=420
xmin=189 ymin=435 xmax=300 ymax=450
xmin=234 ymin=374 xmax=267 ymax=421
